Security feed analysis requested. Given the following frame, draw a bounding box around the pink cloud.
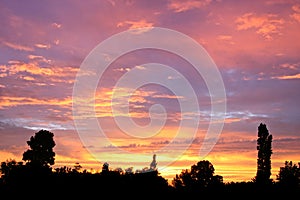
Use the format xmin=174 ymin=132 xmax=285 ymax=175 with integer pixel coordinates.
xmin=35 ymin=43 xmax=51 ymax=49
xmin=51 ymin=22 xmax=62 ymax=29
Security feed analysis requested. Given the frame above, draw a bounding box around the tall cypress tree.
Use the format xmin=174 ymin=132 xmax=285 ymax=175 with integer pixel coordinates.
xmin=255 ymin=123 xmax=273 ymax=185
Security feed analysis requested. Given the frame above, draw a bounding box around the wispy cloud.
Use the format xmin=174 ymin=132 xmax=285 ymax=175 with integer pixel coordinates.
xmin=272 ymin=73 xmax=300 ymax=80
xmin=0 ymin=96 xmax=72 ymax=109
xmin=2 ymin=41 xmax=34 ymax=51
xmin=167 ymin=0 xmax=211 ymax=13
xmin=35 ymin=43 xmax=51 ymax=49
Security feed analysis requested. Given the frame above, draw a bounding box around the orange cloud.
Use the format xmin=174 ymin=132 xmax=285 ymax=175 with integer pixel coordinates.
xmin=94 ymin=88 xmax=114 ymax=118
xmin=216 ymin=35 xmax=235 ymax=45
xmin=272 ymin=73 xmax=300 ymax=80
xmin=10 ymin=62 xmax=53 ymax=75
xmin=236 ymin=13 xmax=284 ymax=40
xmin=1 ymin=61 xmax=78 ymax=84
xmin=117 ymin=20 xmax=154 ymax=29
xmin=217 ymin=35 xmax=232 ymax=41
xmin=0 ymin=96 xmax=72 ymax=109
xmin=167 ymin=0 xmax=211 ymax=13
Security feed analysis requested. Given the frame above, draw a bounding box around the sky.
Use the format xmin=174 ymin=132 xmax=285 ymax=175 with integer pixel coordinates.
xmin=0 ymin=0 xmax=300 ymax=183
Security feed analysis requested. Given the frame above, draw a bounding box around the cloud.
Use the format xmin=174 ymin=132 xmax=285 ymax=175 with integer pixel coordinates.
xmin=52 ymin=22 xmax=62 ymax=29
xmin=2 ymin=41 xmax=34 ymax=51
xmin=28 ymin=54 xmax=51 ymax=64
xmin=0 ymin=0 xmax=299 ymax=183
xmin=167 ymin=0 xmax=211 ymax=13
xmin=113 ymin=67 xmax=131 ymax=72
xmin=272 ymin=73 xmax=300 ymax=80
xmin=117 ymin=19 xmax=154 ymax=34
xmin=117 ymin=19 xmax=154 ymax=29
xmin=107 ymin=0 xmax=116 ymax=6
xmin=0 ymin=96 xmax=72 ymax=109
xmin=216 ymin=35 xmax=235 ymax=45
xmin=235 ymin=12 xmax=284 ymax=40
xmin=265 ymin=0 xmax=296 ymax=5
xmin=0 ymin=61 xmax=78 ymax=84
xmin=224 ymin=111 xmax=269 ymax=124
xmin=217 ymin=35 xmax=232 ymax=41
xmin=0 ymin=117 xmax=73 ymax=131
xmin=279 ymin=62 xmax=299 ymax=70
xmin=35 ymin=43 xmax=51 ymax=49
xmin=290 ymin=4 xmax=300 ymax=22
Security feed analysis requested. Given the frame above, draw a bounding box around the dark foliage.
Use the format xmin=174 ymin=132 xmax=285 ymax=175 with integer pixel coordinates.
xmin=254 ymin=123 xmax=273 ymax=185
xmin=0 ymin=124 xmax=300 ymax=198
xmin=22 ymin=129 xmax=56 ymax=168
xmin=172 ymin=160 xmax=224 ymax=193
xmin=276 ymin=161 xmax=300 ymax=189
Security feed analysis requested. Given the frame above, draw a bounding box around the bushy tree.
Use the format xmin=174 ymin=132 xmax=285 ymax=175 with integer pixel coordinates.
xmin=22 ymin=129 xmax=56 ymax=168
xmin=172 ymin=160 xmax=223 ymax=191
xmin=172 ymin=169 xmax=193 ymax=190
xmin=276 ymin=161 xmax=300 ymax=189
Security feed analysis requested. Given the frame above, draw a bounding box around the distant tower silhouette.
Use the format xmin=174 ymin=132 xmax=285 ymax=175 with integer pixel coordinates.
xmin=150 ymin=154 xmax=157 ymax=170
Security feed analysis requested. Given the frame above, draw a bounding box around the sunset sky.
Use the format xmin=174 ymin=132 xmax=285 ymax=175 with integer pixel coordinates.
xmin=1 ymin=0 xmax=300 ymax=183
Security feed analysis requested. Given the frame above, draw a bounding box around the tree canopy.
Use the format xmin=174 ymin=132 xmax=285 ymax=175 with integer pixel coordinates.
xmin=172 ymin=160 xmax=223 ymax=192
xmin=22 ymin=129 xmax=56 ymax=168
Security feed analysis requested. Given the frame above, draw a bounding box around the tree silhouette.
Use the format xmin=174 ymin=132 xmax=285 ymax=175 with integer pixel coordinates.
xmin=172 ymin=160 xmax=223 ymax=192
xmin=101 ymin=162 xmax=109 ymax=173
xmin=22 ymin=129 xmax=56 ymax=168
xmin=276 ymin=161 xmax=300 ymax=189
xmin=190 ymin=160 xmax=223 ymax=190
xmin=0 ymin=159 xmax=23 ymax=182
xmin=2 ymin=124 xmax=300 ymax=197
xmin=172 ymin=169 xmax=193 ymax=190
xmin=254 ymin=123 xmax=273 ymax=185
xmin=73 ymin=162 xmax=82 ymax=173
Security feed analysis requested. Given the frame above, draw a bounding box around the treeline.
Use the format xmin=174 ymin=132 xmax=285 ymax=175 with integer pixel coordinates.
xmin=0 ymin=125 xmax=300 ymax=197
